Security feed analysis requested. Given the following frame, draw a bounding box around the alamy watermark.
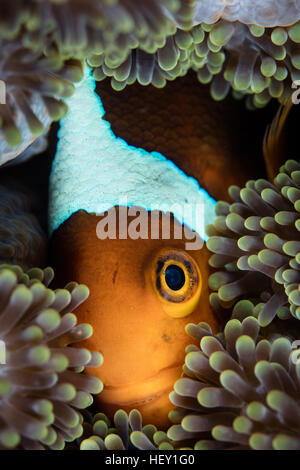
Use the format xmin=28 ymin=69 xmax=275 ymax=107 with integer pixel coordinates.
xmin=95 ymin=197 xmax=207 ymax=250
xmin=0 ymin=340 xmax=6 ymax=365
xmin=292 ymin=80 xmax=300 ymax=105
xmin=291 ymin=340 xmax=300 ymax=365
xmin=0 ymin=80 xmax=6 ymax=105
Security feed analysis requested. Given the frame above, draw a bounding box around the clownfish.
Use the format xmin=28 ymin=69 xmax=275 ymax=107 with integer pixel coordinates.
xmin=49 ymin=66 xmax=282 ymax=428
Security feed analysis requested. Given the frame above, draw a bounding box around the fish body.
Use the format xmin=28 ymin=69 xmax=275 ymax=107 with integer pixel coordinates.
xmin=49 ymin=66 xmax=267 ymax=428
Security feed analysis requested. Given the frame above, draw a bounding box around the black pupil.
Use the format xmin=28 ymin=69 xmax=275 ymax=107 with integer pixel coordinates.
xmin=165 ymin=265 xmax=185 ymax=291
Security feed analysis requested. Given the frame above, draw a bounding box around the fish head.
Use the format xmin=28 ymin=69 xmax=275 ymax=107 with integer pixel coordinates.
xmin=51 ymin=206 xmax=219 ymax=428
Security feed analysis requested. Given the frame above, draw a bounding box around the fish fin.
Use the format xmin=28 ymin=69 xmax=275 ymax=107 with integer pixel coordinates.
xmin=263 ymin=96 xmax=293 ymax=181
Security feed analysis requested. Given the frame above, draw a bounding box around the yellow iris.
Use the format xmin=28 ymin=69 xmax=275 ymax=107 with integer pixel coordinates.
xmin=149 ymin=248 xmax=202 ymax=318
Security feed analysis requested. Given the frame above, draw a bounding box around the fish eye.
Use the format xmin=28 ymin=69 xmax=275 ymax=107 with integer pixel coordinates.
xmin=150 ymin=249 xmax=202 ymax=318
xmin=165 ymin=265 xmax=185 ymax=291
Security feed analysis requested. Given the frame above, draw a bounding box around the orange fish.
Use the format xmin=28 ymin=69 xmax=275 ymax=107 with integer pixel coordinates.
xmin=49 ymin=66 xmax=276 ymax=428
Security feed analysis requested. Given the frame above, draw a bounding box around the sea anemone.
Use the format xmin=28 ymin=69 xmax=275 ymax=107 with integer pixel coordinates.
xmin=0 ymin=2 xmax=299 ymax=113
xmin=168 ymin=299 xmax=300 ymax=450
xmin=89 ymin=26 xmax=200 ymax=91
xmin=207 ymin=159 xmax=300 ymax=327
xmin=0 ymin=184 xmax=47 ymax=270
xmin=0 ymin=264 xmax=103 ymax=450
xmin=79 ymin=409 xmax=174 ymax=450
xmin=4 ymin=134 xmax=49 ymax=168
xmin=194 ymin=20 xmax=300 ymax=108
xmin=0 ymin=36 xmax=83 ymax=166
xmin=0 ymin=0 xmax=192 ymax=58
xmin=85 ymin=1 xmax=300 ymax=107
xmin=91 ymin=19 xmax=300 ymax=107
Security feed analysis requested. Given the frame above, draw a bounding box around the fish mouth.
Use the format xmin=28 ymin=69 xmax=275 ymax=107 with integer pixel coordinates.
xmin=100 ymin=364 xmax=182 ymax=407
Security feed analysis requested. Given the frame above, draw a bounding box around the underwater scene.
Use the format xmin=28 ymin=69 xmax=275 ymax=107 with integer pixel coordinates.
xmin=1 ymin=0 xmax=300 ymax=454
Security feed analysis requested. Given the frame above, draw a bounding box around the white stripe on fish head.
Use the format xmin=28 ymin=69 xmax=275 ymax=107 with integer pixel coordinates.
xmin=49 ymin=66 xmax=217 ymax=241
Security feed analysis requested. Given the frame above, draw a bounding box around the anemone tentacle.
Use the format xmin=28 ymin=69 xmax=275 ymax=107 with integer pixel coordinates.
xmin=207 ymin=160 xmax=300 ymax=326
xmin=79 ymin=409 xmax=174 ymax=450
xmin=91 ymin=19 xmax=300 ymax=108
xmin=0 ymin=264 xmax=102 ymax=450
xmin=168 ymin=300 xmax=300 ymax=450
xmin=0 ymin=36 xmax=83 ymax=165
